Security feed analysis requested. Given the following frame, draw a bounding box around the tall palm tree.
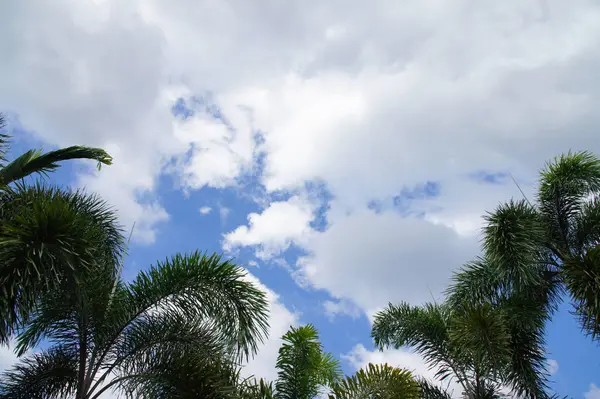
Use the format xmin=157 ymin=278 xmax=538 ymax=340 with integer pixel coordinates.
xmin=371 ymin=300 xmax=551 ymax=398
xmin=0 ymin=112 xmax=113 ymax=187
xmin=0 ymin=184 xmax=126 ymax=344
xmin=450 ymin=151 xmax=600 ymax=340
xmin=243 ymin=324 xmax=342 ymax=399
xmin=0 ymin=251 xmax=270 ymax=399
xmin=328 ymin=363 xmax=421 ymax=399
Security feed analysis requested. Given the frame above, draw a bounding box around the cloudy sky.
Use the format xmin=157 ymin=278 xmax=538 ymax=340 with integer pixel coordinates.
xmin=2 ymin=0 xmax=600 ymax=397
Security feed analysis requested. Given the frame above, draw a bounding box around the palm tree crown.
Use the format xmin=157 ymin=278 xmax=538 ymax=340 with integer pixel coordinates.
xmin=0 ymin=251 xmax=270 ymax=399
xmin=450 ymin=151 xmax=600 ymax=340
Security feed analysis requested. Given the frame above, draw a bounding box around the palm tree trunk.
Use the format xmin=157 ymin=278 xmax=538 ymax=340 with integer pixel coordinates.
xmin=76 ymin=329 xmax=88 ymax=399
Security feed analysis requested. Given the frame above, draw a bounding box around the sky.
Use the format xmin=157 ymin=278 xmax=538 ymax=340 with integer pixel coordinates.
xmin=1 ymin=0 xmax=600 ymax=397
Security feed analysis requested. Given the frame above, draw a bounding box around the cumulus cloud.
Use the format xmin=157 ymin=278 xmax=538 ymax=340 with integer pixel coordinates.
xmin=323 ymin=300 xmax=362 ymax=321
xmin=297 ymin=209 xmax=478 ymax=315
xmin=224 ymin=196 xmax=316 ymax=260
xmin=585 ymin=384 xmax=600 ymax=399
xmin=4 ymin=0 xmax=600 ymax=242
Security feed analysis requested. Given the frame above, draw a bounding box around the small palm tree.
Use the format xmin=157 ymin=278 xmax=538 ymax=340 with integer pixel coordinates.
xmin=0 ymin=251 xmax=269 ymax=398
xmin=243 ymin=324 xmax=342 ymax=399
xmin=371 ymin=300 xmax=550 ymax=399
xmin=329 ymin=363 xmax=421 ymax=399
xmin=275 ymin=324 xmax=342 ymax=399
xmin=0 ymin=113 xmax=112 ymax=187
xmin=450 ymin=151 xmax=600 ymax=339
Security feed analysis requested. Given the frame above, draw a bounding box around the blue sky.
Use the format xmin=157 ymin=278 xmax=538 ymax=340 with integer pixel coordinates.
xmin=2 ymin=1 xmax=600 ymax=397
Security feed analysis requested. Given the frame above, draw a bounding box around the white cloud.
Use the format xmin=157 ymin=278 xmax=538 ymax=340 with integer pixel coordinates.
xmin=297 ymin=208 xmax=478 ymax=315
xmin=323 ymin=300 xmax=362 ymax=321
xmin=585 ymin=384 xmax=600 ymax=399
xmin=0 ymin=345 xmax=17 ymax=373
xmin=199 ymin=206 xmax=212 ymax=215
xmin=546 ymin=359 xmax=559 ymax=376
xmin=4 ymin=0 xmax=600 ymax=243
xmin=224 ymin=196 xmax=316 ymax=260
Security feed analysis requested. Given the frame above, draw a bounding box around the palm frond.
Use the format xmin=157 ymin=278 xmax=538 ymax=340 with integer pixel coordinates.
xmin=572 ymin=195 xmax=600 ymax=254
xmin=0 ymin=146 xmax=113 ymax=186
xmin=100 ymin=346 xmax=241 ymax=399
xmin=447 ymin=257 xmax=503 ymax=309
xmin=498 ymin=288 xmax=553 ymax=398
xmin=562 ymin=244 xmax=600 ymax=340
xmin=330 ymin=363 xmax=420 ymax=399
xmin=483 ymin=200 xmax=547 ymax=291
xmin=449 ymin=303 xmax=511 ymax=381
xmin=0 ymin=345 xmax=78 ymax=399
xmin=538 ymin=151 xmax=600 ymax=256
xmin=0 ymin=183 xmax=125 ymax=345
xmin=275 ymin=324 xmax=342 ymax=399
xmin=120 ymin=252 xmax=269 ymax=361
xmin=417 ymin=378 xmax=453 ymax=399
xmin=238 ymin=377 xmax=274 ymax=399
xmin=371 ymin=302 xmax=456 ymax=382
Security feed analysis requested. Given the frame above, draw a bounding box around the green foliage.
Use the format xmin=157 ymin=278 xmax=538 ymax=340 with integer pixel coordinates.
xmin=329 ymin=363 xmax=420 ymax=399
xmin=372 ymin=302 xmax=456 ymax=383
xmin=239 ymin=378 xmax=274 ymax=399
xmin=563 ymin=244 xmax=600 ymax=339
xmin=0 ymin=183 xmax=125 ymax=344
xmin=0 ymin=116 xmax=113 ymax=187
xmin=0 ymin=345 xmax=78 ymax=399
xmin=417 ymin=379 xmax=453 ymax=399
xmin=448 ymin=151 xmax=600 ymax=397
xmin=371 ymin=299 xmax=552 ymax=398
xmin=275 ymin=324 xmax=342 ymax=399
xmin=0 ymin=146 xmax=112 ymax=186
xmin=0 ymin=251 xmax=270 ymax=399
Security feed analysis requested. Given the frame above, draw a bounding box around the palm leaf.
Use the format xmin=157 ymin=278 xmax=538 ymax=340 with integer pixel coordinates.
xmin=0 ymin=146 xmax=113 ymax=186
xmin=538 ymin=151 xmax=600 ymax=256
xmin=562 ymin=244 xmax=600 ymax=340
xmin=371 ymin=302 xmax=458 ymax=383
xmin=417 ymin=378 xmax=453 ymax=399
xmin=329 ymin=363 xmax=420 ymax=399
xmin=117 ymin=252 xmax=269 ymax=361
xmin=0 ymin=345 xmax=78 ymax=399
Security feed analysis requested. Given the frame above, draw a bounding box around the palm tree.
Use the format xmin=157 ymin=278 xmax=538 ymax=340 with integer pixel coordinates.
xmin=0 ymin=112 xmax=113 ymax=187
xmin=450 ymin=151 xmax=600 ymax=340
xmin=275 ymin=324 xmax=342 ymax=399
xmin=0 ymin=251 xmax=270 ymax=398
xmin=0 ymin=184 xmax=126 ymax=344
xmin=243 ymin=324 xmax=342 ymax=399
xmin=371 ymin=300 xmax=551 ymax=398
xmin=328 ymin=363 xmax=421 ymax=399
